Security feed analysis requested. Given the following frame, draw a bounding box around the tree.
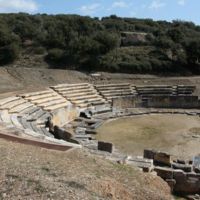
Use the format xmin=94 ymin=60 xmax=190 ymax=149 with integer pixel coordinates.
xmin=186 ymin=40 xmax=200 ymax=64
xmin=0 ymin=44 xmax=19 ymax=65
xmin=167 ymin=28 xmax=184 ymax=43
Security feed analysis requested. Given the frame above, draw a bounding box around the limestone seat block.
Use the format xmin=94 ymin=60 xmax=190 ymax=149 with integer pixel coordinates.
xmin=39 ymin=98 xmax=67 ymax=107
xmin=52 ymin=83 xmax=89 ymax=89
xmin=20 ymin=90 xmax=52 ymax=98
xmin=106 ymin=94 xmax=134 ymax=99
xmin=0 ymin=110 xmax=11 ymax=124
xmin=44 ymin=102 xmax=68 ymax=111
xmin=95 ymin=83 xmax=130 ymax=88
xmin=25 ymin=93 xmax=57 ymax=101
xmin=62 ymin=91 xmax=95 ymax=98
xmin=69 ymin=94 xmax=99 ymax=101
xmin=103 ymin=91 xmax=132 ymax=97
xmin=0 ymin=96 xmax=20 ymax=106
xmin=53 ymin=85 xmax=90 ymax=91
xmin=101 ymin=89 xmax=132 ymax=94
xmin=9 ymin=102 xmax=34 ymax=113
xmin=73 ymin=97 xmax=104 ymax=104
xmin=10 ymin=114 xmax=23 ymax=128
xmin=31 ymin=96 xmax=61 ymax=104
xmin=0 ymin=99 xmax=27 ymax=110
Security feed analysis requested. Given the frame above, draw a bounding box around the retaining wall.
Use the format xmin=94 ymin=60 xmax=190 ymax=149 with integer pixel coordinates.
xmin=112 ymin=96 xmax=142 ymax=109
xmin=147 ymin=96 xmax=200 ymax=109
xmin=112 ymin=96 xmax=200 ymax=109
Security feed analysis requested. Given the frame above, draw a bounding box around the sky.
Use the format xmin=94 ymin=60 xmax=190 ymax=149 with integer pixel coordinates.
xmin=0 ymin=0 xmax=199 ymax=25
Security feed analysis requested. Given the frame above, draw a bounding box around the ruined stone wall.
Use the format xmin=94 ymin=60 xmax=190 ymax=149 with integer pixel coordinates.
xmin=147 ymin=96 xmax=200 ymax=109
xmin=52 ymin=104 xmax=79 ymax=127
xmin=144 ymin=150 xmax=200 ymax=195
xmin=112 ymin=96 xmax=143 ymax=109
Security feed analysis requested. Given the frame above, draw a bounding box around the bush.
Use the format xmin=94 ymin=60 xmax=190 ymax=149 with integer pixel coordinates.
xmin=33 ymin=46 xmax=46 ymax=55
xmin=0 ymin=44 xmax=19 ymax=65
xmin=46 ymin=48 xmax=65 ymax=63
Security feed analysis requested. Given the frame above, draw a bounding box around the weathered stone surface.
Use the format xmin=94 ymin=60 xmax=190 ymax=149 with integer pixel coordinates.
xmin=165 ymin=179 xmax=176 ymax=191
xmin=173 ymin=171 xmax=200 ymax=195
xmin=172 ymin=163 xmax=192 ymax=173
xmin=176 ymin=159 xmax=187 ymax=164
xmin=144 ymin=149 xmax=156 ymax=159
xmin=194 ymin=167 xmax=200 ymax=174
xmin=154 ymin=167 xmax=174 ymax=179
xmin=98 ymin=141 xmax=113 ymax=153
xmin=154 ymin=152 xmax=172 ymax=166
xmin=54 ymin=126 xmax=72 ymax=141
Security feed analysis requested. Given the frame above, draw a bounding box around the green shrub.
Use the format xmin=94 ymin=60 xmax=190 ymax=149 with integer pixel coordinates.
xmin=33 ymin=46 xmax=46 ymax=55
xmin=0 ymin=44 xmax=19 ymax=65
xmin=46 ymin=48 xmax=65 ymax=63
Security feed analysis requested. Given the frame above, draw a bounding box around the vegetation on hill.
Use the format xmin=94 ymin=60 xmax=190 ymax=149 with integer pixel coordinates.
xmin=1 ymin=13 xmax=200 ymax=74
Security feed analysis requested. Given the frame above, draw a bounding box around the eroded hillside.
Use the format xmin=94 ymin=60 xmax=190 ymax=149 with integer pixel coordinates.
xmin=0 ymin=138 xmax=172 ymax=200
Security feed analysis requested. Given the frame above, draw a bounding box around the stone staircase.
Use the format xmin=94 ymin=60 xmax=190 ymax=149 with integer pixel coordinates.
xmin=95 ymin=83 xmax=135 ymax=102
xmin=51 ymin=83 xmax=108 ymax=110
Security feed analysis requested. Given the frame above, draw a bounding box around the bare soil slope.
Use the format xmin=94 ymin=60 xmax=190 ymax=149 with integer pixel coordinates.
xmin=0 ymin=139 xmax=172 ymax=200
xmin=1 ymin=67 xmax=200 ymax=98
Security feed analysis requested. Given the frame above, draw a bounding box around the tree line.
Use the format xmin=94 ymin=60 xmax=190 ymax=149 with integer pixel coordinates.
xmin=1 ymin=13 xmax=200 ymax=74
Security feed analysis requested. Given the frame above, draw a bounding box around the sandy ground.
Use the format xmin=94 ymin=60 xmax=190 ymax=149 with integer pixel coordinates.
xmin=96 ymin=114 xmax=200 ymax=159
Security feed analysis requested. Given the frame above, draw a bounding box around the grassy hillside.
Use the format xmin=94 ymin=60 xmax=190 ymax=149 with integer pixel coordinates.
xmin=1 ymin=13 xmax=200 ymax=74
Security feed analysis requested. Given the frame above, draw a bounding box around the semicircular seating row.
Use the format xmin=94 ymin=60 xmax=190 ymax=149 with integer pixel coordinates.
xmin=0 ymin=83 xmax=196 ymax=147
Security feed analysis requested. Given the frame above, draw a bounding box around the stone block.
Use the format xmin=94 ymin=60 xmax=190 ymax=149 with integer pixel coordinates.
xmin=166 ymin=179 xmax=176 ymax=191
xmin=144 ymin=149 xmax=156 ymax=159
xmin=98 ymin=141 xmax=113 ymax=153
xmin=194 ymin=167 xmax=200 ymax=174
xmin=54 ymin=126 xmax=73 ymax=141
xmin=154 ymin=152 xmax=172 ymax=166
xmin=154 ymin=167 xmax=173 ymax=179
xmin=177 ymin=159 xmax=187 ymax=164
xmin=172 ymin=163 xmax=192 ymax=173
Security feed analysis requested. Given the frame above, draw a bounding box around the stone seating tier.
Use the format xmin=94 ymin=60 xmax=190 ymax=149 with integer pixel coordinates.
xmin=52 ymin=85 xmax=91 ymax=91
xmin=135 ymin=85 xmax=173 ymax=88
xmin=105 ymin=93 xmax=135 ymax=99
xmin=0 ymin=98 xmax=28 ymax=110
xmin=44 ymin=102 xmax=68 ymax=112
xmin=95 ymin=86 xmax=131 ymax=91
xmin=102 ymin=91 xmax=133 ymax=97
xmin=68 ymin=94 xmax=100 ymax=101
xmin=10 ymin=114 xmax=23 ymax=129
xmin=0 ymin=97 xmax=21 ymax=106
xmin=26 ymin=109 xmax=46 ymax=121
xmin=31 ymin=96 xmax=61 ymax=104
xmin=38 ymin=99 xmax=67 ymax=108
xmin=20 ymin=90 xmax=53 ymax=98
xmin=52 ymin=83 xmax=89 ymax=88
xmin=99 ymin=89 xmax=133 ymax=94
xmin=95 ymin=83 xmax=130 ymax=87
xmin=0 ymin=110 xmax=11 ymax=124
xmin=61 ymin=91 xmax=95 ymax=98
xmin=23 ymin=93 xmax=57 ymax=101
xmin=9 ymin=102 xmax=35 ymax=114
xmin=73 ymin=97 xmax=105 ymax=105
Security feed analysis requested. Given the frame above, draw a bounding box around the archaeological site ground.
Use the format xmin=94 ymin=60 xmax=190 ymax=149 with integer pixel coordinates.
xmin=0 ymin=67 xmax=199 ymax=199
